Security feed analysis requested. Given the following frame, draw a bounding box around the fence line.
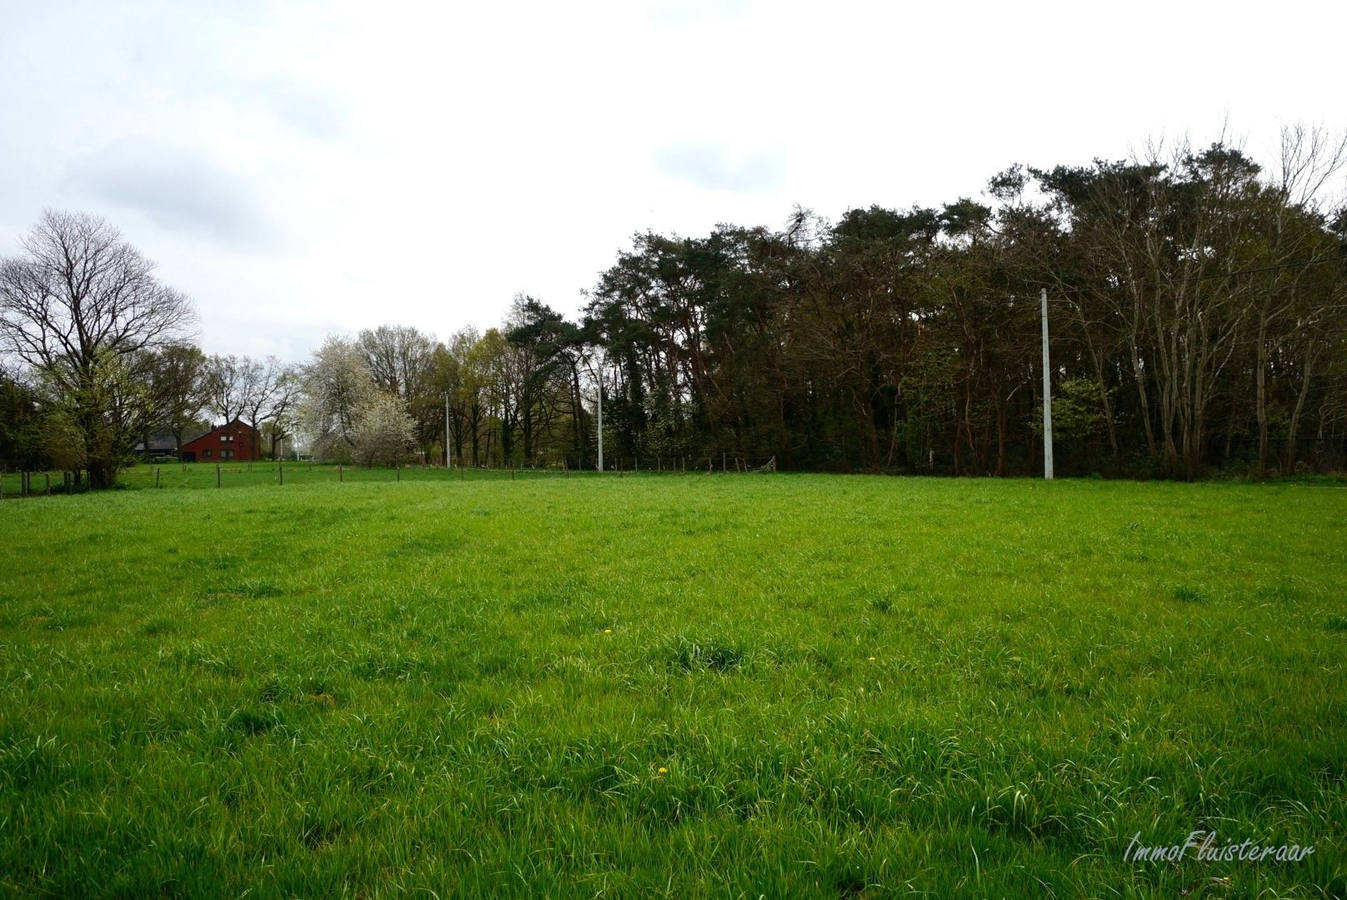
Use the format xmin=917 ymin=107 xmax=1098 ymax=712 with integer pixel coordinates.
xmin=0 ymin=455 xmax=781 ymax=499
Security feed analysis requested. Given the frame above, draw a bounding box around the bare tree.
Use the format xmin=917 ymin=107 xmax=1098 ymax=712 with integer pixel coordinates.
xmin=263 ymin=365 xmax=302 ymax=457
xmin=203 ymin=354 xmax=248 ymax=424
xmin=358 ymin=325 xmax=436 ymax=400
xmin=1071 ymin=137 xmax=1264 ymax=478
xmin=204 ymin=354 xmax=298 ymax=457
xmin=0 ymin=210 xmax=195 ymax=487
xmin=239 ymin=355 xmax=287 ymax=459
xmin=1258 ymin=125 xmax=1347 ymax=473
xmin=448 ymin=326 xmax=485 ymax=465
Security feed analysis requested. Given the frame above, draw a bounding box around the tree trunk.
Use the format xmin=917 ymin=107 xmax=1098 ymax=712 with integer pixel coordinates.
xmin=470 ymin=406 xmax=481 ymax=465
xmin=1127 ymin=340 xmax=1159 ymax=468
xmin=952 ymin=389 xmax=964 ymax=476
xmin=1284 ymin=347 xmax=1319 ymax=474
xmin=996 ymin=405 xmax=1006 ymax=477
xmin=1255 ymin=315 xmax=1270 ymax=477
xmin=1075 ymin=309 xmax=1120 ymax=464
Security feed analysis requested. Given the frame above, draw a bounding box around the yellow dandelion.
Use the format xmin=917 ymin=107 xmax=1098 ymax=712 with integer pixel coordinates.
xmin=868 ymin=656 xmax=876 ymax=661
xmin=657 ymin=767 xmax=667 ymax=774
xmin=603 ymin=628 xmax=613 ymax=634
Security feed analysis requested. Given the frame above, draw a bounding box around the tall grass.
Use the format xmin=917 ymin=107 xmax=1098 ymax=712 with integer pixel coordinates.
xmin=1 ymin=476 xmax=1344 ymax=897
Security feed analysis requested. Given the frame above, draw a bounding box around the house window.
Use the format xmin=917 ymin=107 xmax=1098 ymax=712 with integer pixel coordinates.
xmin=221 ymin=434 xmax=233 ymax=443
xmin=202 ymin=449 xmax=213 ymax=458
xmin=221 ymin=449 xmax=234 ymax=459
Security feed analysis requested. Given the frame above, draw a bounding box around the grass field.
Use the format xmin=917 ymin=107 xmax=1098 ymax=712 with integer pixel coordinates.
xmin=1 ymin=469 xmax=1345 ymax=897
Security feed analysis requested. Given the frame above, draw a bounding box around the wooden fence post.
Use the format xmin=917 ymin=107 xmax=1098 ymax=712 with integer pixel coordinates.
xmin=45 ymin=472 xmax=51 ymax=495
xmin=155 ymin=467 xmax=161 ymax=489
xmin=216 ymin=464 xmax=221 ymax=488
xmin=338 ymin=465 xmax=343 ymax=482
xmin=279 ymin=465 xmax=284 ymax=486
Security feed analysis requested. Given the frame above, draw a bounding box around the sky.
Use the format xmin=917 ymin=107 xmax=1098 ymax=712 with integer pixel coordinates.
xmin=2 ymin=0 xmax=1344 ymax=361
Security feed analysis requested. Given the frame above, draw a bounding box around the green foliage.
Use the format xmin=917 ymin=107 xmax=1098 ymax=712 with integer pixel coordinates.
xmin=1035 ymin=377 xmax=1112 ymax=444
xmin=0 ymin=370 xmax=49 ymax=470
xmin=40 ymin=350 xmax=157 ymax=486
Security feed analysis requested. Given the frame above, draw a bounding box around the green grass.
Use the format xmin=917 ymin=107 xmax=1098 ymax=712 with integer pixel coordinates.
xmin=1 ymin=473 xmax=1345 ymax=897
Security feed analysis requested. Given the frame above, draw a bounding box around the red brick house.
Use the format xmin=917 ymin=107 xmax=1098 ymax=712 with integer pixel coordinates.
xmin=180 ymin=419 xmax=259 ymax=463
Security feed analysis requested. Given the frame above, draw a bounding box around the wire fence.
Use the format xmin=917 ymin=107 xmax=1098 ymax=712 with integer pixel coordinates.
xmin=564 ymin=453 xmax=777 ymax=474
xmin=0 ymin=455 xmax=780 ymax=499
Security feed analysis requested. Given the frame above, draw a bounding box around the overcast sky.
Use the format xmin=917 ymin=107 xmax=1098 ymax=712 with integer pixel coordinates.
xmin=2 ymin=0 xmax=1344 ymax=361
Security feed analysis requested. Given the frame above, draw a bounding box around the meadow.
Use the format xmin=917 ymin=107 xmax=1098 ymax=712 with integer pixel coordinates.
xmin=1 ymin=468 xmax=1345 ymax=897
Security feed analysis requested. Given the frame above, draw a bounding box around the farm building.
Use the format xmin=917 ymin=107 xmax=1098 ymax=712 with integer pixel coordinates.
xmin=179 ymin=420 xmax=259 ymax=463
xmin=135 ymin=428 xmax=208 ymax=460
xmin=134 ymin=433 xmax=183 ymax=458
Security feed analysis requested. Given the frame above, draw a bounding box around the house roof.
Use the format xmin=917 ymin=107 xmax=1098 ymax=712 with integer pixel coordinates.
xmin=136 ymin=428 xmax=210 ymax=453
xmin=135 ymin=435 xmax=179 ymax=453
xmin=180 ymin=419 xmax=256 ymax=450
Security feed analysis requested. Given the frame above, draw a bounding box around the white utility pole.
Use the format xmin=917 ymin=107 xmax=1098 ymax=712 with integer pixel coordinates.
xmin=596 ymin=375 xmax=604 ymax=472
xmin=1040 ymin=287 xmax=1054 ymax=480
xmin=583 ymin=351 xmax=605 ymax=472
xmin=444 ymin=393 xmax=451 ymax=468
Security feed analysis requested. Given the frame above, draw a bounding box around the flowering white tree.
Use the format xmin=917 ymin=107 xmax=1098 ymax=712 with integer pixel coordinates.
xmin=301 ymin=337 xmax=370 ymax=463
xmin=352 ymin=390 xmax=415 ymax=467
xmin=301 ymin=335 xmax=414 ymax=465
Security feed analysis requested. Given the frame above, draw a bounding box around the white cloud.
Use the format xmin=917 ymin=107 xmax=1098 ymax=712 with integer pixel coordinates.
xmin=655 ymin=142 xmax=785 ymax=192
xmin=1 ymin=0 xmax=1344 ymax=360
xmin=64 ymin=138 xmax=288 ymax=250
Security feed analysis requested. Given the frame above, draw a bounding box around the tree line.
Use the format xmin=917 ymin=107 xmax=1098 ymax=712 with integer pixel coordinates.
xmin=574 ymin=131 xmax=1347 ymax=479
xmin=3 ymin=129 xmax=1346 ymax=487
